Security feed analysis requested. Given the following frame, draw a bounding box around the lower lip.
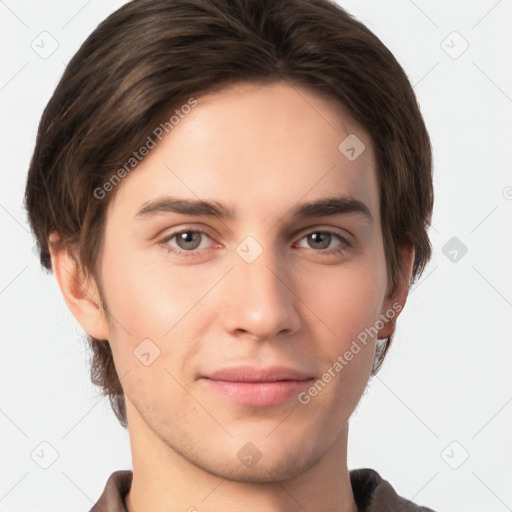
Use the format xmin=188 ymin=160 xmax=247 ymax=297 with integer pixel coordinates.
xmin=202 ymin=378 xmax=313 ymax=407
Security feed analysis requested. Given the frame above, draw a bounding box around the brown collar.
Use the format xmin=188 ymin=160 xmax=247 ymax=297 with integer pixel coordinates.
xmin=89 ymin=467 xmax=437 ymax=512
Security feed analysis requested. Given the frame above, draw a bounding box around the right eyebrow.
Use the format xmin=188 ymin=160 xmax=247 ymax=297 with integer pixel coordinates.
xmin=135 ymin=197 xmax=235 ymax=220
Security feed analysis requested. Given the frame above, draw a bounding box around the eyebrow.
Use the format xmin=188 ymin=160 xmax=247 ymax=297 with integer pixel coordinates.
xmin=135 ymin=195 xmax=372 ymax=223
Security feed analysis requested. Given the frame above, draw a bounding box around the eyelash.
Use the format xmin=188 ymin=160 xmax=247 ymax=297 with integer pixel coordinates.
xmin=160 ymin=228 xmax=351 ymax=258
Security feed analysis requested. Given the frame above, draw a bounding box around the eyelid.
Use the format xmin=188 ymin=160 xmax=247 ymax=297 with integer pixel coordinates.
xmin=294 ymin=224 xmax=354 ymax=241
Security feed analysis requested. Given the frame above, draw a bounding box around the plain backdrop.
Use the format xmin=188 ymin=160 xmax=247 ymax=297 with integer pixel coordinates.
xmin=1 ymin=1 xmax=511 ymax=511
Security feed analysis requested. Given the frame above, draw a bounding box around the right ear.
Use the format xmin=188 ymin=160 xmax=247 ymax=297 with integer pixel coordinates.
xmin=49 ymin=232 xmax=109 ymax=340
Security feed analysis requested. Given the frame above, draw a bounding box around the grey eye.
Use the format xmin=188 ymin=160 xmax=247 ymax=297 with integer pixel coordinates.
xmin=306 ymin=232 xmax=333 ymax=250
xmin=174 ymin=231 xmax=203 ymax=250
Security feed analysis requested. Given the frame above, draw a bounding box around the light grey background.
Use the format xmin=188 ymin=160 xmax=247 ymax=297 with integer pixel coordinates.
xmin=1 ymin=1 xmax=511 ymax=511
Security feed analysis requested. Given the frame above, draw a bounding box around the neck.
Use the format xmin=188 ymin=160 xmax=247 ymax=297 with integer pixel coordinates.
xmin=124 ymin=403 xmax=357 ymax=512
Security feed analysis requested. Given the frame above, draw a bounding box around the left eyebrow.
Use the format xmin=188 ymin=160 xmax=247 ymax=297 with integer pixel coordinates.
xmin=289 ymin=196 xmax=373 ymax=223
xmin=134 ymin=195 xmax=373 ymax=223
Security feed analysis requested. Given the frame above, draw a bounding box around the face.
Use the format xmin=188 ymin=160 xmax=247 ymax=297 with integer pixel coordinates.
xmin=97 ymin=80 xmax=392 ymax=482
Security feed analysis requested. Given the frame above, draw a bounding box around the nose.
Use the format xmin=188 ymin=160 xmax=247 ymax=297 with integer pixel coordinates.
xmin=220 ymin=241 xmax=302 ymax=342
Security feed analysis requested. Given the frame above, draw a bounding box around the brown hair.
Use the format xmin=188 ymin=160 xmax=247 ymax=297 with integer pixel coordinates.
xmin=24 ymin=0 xmax=433 ymax=428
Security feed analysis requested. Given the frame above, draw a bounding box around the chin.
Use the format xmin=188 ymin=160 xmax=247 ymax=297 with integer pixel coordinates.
xmin=205 ymin=449 xmax=320 ymax=484
xmin=188 ymin=432 xmax=327 ymax=484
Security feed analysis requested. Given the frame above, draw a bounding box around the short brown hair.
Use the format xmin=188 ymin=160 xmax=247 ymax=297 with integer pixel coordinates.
xmin=25 ymin=0 xmax=433 ymax=428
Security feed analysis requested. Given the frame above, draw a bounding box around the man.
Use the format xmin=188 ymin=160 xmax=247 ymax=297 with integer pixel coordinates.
xmin=25 ymin=0 xmax=436 ymax=510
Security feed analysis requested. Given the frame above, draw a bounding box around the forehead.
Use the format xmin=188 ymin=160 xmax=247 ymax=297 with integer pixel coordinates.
xmin=106 ymin=80 xmax=379 ymax=223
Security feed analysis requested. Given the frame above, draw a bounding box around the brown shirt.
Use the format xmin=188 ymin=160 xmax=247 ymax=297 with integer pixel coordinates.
xmin=89 ymin=468 xmax=438 ymax=512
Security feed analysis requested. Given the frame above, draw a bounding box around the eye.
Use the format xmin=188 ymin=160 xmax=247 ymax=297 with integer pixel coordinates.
xmin=296 ymin=230 xmax=350 ymax=254
xmin=162 ymin=229 xmax=213 ymax=256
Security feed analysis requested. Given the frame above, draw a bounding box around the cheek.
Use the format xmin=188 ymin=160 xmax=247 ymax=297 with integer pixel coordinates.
xmin=98 ymin=246 xmax=221 ymax=371
xmin=302 ymin=244 xmax=388 ymax=393
xmin=98 ymin=248 xmax=233 ymax=434
xmin=308 ymin=249 xmax=388 ymax=341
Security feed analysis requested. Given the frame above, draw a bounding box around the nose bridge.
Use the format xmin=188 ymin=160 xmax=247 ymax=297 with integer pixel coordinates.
xmin=222 ymin=234 xmax=301 ymax=340
xmin=240 ymin=245 xmax=285 ymax=303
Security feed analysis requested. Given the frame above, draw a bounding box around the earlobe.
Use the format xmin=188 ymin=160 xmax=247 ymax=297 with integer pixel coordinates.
xmin=49 ymin=232 xmax=109 ymax=341
xmin=378 ymin=245 xmax=415 ymax=339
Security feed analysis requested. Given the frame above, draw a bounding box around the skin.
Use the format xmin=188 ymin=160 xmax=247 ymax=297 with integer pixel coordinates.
xmin=51 ymin=80 xmax=414 ymax=512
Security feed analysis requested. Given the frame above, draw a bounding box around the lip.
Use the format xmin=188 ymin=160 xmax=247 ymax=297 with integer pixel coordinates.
xmin=201 ymin=365 xmax=314 ymax=407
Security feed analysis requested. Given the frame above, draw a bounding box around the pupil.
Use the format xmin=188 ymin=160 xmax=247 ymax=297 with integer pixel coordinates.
xmin=178 ymin=232 xmax=199 ymax=249
xmin=310 ymin=232 xmax=330 ymax=249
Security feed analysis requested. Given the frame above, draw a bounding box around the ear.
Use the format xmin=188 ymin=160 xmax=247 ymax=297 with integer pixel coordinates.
xmin=377 ymin=244 xmax=415 ymax=339
xmin=49 ymin=232 xmax=109 ymax=340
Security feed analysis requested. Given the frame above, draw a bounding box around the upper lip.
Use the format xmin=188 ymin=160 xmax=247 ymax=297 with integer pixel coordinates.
xmin=203 ymin=365 xmax=313 ymax=383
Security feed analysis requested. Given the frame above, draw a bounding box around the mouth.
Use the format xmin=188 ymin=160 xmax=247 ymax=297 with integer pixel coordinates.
xmin=200 ymin=365 xmax=315 ymax=407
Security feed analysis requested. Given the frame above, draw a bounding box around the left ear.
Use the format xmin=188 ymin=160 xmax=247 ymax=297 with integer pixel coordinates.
xmin=378 ymin=244 xmax=415 ymax=339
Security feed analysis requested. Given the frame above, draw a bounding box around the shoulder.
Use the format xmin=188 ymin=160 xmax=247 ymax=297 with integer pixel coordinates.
xmin=89 ymin=470 xmax=132 ymax=512
xmin=349 ymin=468 xmax=438 ymax=512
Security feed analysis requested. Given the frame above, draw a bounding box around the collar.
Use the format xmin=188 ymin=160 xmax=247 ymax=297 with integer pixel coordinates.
xmin=89 ymin=467 xmax=436 ymax=512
